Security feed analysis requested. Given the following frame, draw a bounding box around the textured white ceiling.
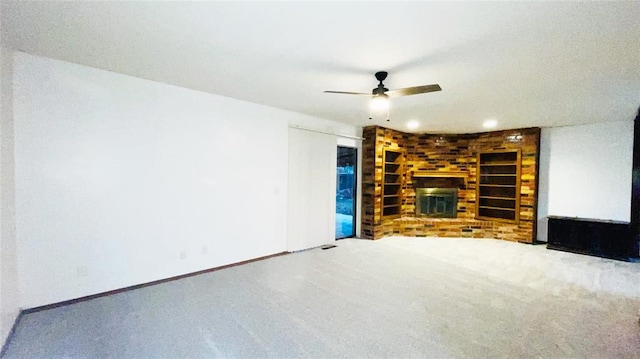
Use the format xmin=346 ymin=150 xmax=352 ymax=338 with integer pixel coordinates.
xmin=2 ymin=1 xmax=639 ymax=134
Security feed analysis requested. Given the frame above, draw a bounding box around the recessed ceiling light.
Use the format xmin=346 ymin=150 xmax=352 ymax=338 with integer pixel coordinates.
xmin=407 ymin=120 xmax=420 ymax=130
xmin=483 ymin=119 xmax=498 ymax=128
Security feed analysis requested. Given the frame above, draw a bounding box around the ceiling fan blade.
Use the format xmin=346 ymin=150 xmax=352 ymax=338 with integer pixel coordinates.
xmin=386 ymin=84 xmax=442 ymax=98
xmin=324 ymin=90 xmax=371 ymax=96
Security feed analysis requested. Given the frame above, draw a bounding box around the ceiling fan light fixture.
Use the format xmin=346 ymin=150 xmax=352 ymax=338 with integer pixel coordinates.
xmin=370 ymin=94 xmax=390 ymax=112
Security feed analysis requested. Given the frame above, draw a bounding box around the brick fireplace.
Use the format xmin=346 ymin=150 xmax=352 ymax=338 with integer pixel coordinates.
xmin=361 ymin=126 xmax=540 ymax=243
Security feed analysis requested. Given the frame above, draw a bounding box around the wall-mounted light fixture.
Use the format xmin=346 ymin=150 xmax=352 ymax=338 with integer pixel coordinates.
xmin=506 ymin=133 xmax=523 ymax=142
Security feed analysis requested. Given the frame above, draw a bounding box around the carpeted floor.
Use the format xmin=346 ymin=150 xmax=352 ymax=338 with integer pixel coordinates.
xmin=4 ymin=236 xmax=640 ymax=358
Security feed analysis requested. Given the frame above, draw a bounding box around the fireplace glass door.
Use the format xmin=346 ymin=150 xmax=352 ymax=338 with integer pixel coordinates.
xmin=416 ymin=188 xmax=457 ymax=218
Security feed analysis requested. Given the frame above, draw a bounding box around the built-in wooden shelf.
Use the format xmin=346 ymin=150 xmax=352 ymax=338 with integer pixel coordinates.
xmin=476 ymin=150 xmax=521 ymax=223
xmin=382 ymin=148 xmax=404 ymax=219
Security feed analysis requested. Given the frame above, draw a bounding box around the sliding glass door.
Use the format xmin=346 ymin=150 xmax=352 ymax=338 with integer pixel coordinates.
xmin=336 ymin=146 xmax=357 ymax=239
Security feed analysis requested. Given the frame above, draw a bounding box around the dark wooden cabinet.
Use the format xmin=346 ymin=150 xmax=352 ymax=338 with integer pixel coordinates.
xmin=476 ymin=150 xmax=521 ymax=223
xmin=382 ymin=148 xmax=404 ymax=218
xmin=547 ymin=216 xmax=637 ymax=261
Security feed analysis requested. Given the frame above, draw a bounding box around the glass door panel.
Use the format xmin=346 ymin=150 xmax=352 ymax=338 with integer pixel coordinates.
xmin=336 ymin=146 xmax=357 ymax=239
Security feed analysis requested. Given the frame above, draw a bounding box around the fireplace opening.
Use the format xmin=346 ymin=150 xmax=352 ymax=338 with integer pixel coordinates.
xmin=416 ymin=188 xmax=457 ymax=218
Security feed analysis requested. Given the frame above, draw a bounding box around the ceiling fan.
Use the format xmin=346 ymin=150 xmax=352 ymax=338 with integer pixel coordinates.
xmin=324 ymin=71 xmax=442 ymax=121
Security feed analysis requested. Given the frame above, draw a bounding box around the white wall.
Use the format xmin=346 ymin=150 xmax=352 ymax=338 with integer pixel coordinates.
xmin=537 ymin=121 xmax=633 ymax=241
xmin=13 ymin=52 xmax=360 ymax=308
xmin=0 ymin=47 xmax=20 ymax=346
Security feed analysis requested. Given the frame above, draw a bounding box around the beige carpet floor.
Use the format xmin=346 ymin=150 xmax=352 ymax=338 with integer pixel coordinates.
xmin=4 ymin=236 xmax=640 ymax=358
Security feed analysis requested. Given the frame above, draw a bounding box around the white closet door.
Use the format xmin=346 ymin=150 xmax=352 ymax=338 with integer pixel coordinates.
xmin=287 ymin=128 xmax=337 ymax=252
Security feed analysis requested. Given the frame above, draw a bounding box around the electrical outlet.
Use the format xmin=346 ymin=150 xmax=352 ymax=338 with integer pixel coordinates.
xmin=180 ymin=250 xmax=187 ymax=260
xmin=77 ymin=266 xmax=88 ymax=277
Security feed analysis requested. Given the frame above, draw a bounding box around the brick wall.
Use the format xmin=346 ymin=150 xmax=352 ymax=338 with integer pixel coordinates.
xmin=361 ymin=126 xmax=541 ymax=243
xmin=361 ymin=126 xmax=409 ymax=239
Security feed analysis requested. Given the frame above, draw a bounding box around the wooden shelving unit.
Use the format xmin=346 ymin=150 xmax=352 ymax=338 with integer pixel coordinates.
xmin=382 ymin=148 xmax=404 ymax=218
xmin=476 ymin=150 xmax=521 ymax=223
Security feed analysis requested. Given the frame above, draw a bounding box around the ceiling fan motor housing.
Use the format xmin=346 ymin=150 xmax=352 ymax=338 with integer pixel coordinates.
xmin=375 ymin=71 xmax=388 ymax=82
xmin=372 ymin=87 xmax=389 ymax=96
xmin=373 ymin=71 xmax=389 ymax=95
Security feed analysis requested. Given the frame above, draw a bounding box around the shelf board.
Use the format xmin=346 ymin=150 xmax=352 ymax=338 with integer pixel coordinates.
xmin=479 ymin=174 xmax=517 ymax=177
xmin=479 ymin=196 xmax=516 ymax=200
xmin=479 ymin=205 xmax=516 ymax=211
xmin=383 ymin=194 xmax=400 ymax=198
xmin=383 ymin=204 xmax=401 ymax=209
xmin=479 ymin=162 xmax=517 ymax=166
xmin=478 ymin=184 xmax=516 ymax=188
xmin=412 ymin=171 xmax=468 ymax=178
